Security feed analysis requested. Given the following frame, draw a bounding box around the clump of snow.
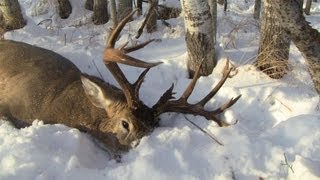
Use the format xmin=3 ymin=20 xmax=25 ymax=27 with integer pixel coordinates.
xmin=1 ymin=0 xmax=320 ymax=179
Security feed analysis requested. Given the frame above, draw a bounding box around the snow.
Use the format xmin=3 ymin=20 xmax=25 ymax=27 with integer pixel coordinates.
xmin=1 ymin=0 xmax=320 ymax=179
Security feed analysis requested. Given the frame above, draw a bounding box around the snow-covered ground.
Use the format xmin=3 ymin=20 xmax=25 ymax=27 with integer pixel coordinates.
xmin=1 ymin=0 xmax=320 ymax=179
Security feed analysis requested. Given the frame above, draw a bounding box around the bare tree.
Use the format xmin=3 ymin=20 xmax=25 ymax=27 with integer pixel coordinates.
xmin=181 ymin=0 xmax=216 ymax=77
xmin=255 ymin=0 xmax=290 ymax=79
xmin=85 ymin=0 xmax=93 ymax=10
xmin=57 ymin=0 xmax=72 ymax=19
xmin=253 ymin=0 xmax=261 ymax=19
xmin=84 ymin=0 xmax=109 ymax=25
xmin=0 ymin=0 xmax=25 ymax=31
xmin=118 ymin=0 xmax=133 ymax=20
xmin=109 ymin=0 xmax=118 ymax=27
xmin=146 ymin=0 xmax=158 ymax=33
xmin=137 ymin=0 xmax=143 ymax=16
xmin=304 ymin=0 xmax=312 ymax=15
xmin=267 ymin=0 xmax=320 ymax=93
xmin=92 ymin=0 xmax=109 ymax=25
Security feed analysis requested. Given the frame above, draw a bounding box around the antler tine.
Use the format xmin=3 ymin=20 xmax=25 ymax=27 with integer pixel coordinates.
xmin=153 ymin=60 xmax=241 ymax=127
xmin=180 ymin=59 xmax=203 ymax=100
xmin=152 ymin=84 xmax=175 ymax=115
xmin=106 ymin=9 xmax=138 ymax=48
xmin=211 ymin=95 xmax=242 ymax=114
xmin=133 ymin=68 xmax=150 ymax=98
xmin=122 ymin=39 xmax=155 ymax=53
xmin=104 ymin=48 xmax=162 ymax=68
xmin=197 ymin=60 xmax=232 ymax=106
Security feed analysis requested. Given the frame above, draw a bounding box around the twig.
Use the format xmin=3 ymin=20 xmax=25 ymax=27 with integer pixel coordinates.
xmin=184 ymin=115 xmax=224 ymax=146
xmin=281 ymin=153 xmax=294 ymax=173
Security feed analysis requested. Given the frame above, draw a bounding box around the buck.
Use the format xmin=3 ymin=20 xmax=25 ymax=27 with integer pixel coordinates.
xmin=0 ymin=11 xmax=240 ymax=153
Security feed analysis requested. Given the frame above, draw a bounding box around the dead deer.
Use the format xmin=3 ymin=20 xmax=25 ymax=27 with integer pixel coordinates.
xmin=0 ymin=10 xmax=240 ymax=154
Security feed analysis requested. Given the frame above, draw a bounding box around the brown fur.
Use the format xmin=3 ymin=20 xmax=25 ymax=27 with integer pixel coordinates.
xmin=0 ymin=40 xmax=152 ymax=152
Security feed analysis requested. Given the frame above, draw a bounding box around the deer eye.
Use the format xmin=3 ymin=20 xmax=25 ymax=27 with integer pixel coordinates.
xmin=121 ymin=120 xmax=129 ymax=131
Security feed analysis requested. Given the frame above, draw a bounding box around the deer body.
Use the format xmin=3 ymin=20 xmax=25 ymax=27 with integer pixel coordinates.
xmin=0 ymin=40 xmax=146 ymax=152
xmin=0 ymin=11 xmax=240 ymax=154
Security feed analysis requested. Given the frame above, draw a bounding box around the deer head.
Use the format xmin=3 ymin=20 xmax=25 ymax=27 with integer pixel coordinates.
xmin=91 ymin=10 xmax=241 ymax=146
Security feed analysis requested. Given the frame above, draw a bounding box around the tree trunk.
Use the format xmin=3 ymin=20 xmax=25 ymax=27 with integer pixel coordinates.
xmin=208 ymin=0 xmax=217 ymax=42
xmin=92 ymin=0 xmax=109 ymax=25
xmin=181 ymin=0 xmax=216 ymax=77
xmin=118 ymin=0 xmax=133 ymax=21
xmin=255 ymin=0 xmax=290 ymax=79
xmin=57 ymin=0 xmax=72 ymax=19
xmin=137 ymin=0 xmax=143 ymax=16
xmin=269 ymin=0 xmax=320 ymax=93
xmin=109 ymin=0 xmax=118 ymax=27
xmin=224 ymin=0 xmax=228 ymax=12
xmin=146 ymin=0 xmax=158 ymax=33
xmin=304 ymin=0 xmax=312 ymax=15
xmin=85 ymin=0 xmax=93 ymax=10
xmin=0 ymin=0 xmax=26 ymax=31
xmin=253 ymin=0 xmax=261 ymax=19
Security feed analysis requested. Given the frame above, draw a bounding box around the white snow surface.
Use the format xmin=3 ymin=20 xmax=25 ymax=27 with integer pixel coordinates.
xmin=1 ymin=0 xmax=320 ymax=179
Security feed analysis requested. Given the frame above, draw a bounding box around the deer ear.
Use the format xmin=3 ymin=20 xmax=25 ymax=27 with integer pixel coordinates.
xmin=81 ymin=76 xmax=112 ymax=109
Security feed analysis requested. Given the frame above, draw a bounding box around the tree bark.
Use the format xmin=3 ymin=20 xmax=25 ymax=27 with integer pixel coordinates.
xmin=181 ymin=0 xmax=216 ymax=77
xmin=92 ymin=0 xmax=109 ymax=25
xmin=0 ymin=0 xmax=26 ymax=31
xmin=268 ymin=0 xmax=320 ymax=93
xmin=109 ymin=0 xmax=118 ymax=27
xmin=208 ymin=0 xmax=217 ymax=42
xmin=137 ymin=0 xmax=143 ymax=16
xmin=85 ymin=0 xmax=93 ymax=10
xmin=304 ymin=0 xmax=312 ymax=15
xmin=255 ymin=0 xmax=290 ymax=79
xmin=253 ymin=0 xmax=261 ymax=19
xmin=146 ymin=0 xmax=158 ymax=33
xmin=57 ymin=0 xmax=72 ymax=19
xmin=224 ymin=0 xmax=228 ymax=12
xmin=118 ymin=0 xmax=133 ymax=21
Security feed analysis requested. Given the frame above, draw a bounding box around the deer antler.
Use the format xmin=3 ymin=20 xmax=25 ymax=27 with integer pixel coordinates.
xmin=153 ymin=60 xmax=241 ymax=127
xmin=103 ymin=10 xmax=162 ymax=109
xmin=103 ymin=10 xmax=240 ymax=127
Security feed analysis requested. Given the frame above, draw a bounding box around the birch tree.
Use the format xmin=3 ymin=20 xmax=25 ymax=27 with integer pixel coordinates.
xmin=181 ymin=0 xmax=216 ymax=77
xmin=208 ymin=0 xmax=217 ymax=42
xmin=262 ymin=0 xmax=320 ymax=93
xmin=0 ymin=0 xmax=25 ymax=31
xmin=255 ymin=0 xmax=291 ymax=79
